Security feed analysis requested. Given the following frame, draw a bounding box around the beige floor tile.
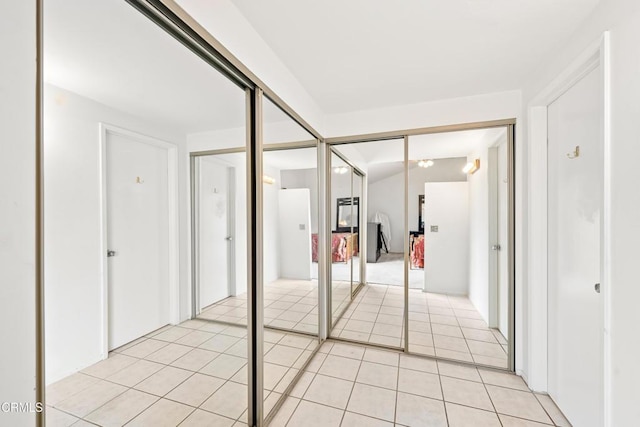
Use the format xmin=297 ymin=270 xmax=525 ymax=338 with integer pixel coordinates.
xmin=473 ymin=354 xmax=508 ymax=368
xmin=462 ymin=328 xmax=499 ymax=343
xmin=338 ymin=329 xmax=371 ymax=342
xmin=272 ymin=368 xmax=299 ymax=394
xmin=278 ymin=334 xmax=315 ymax=350
xmin=268 ymin=396 xmax=299 ymax=427
xmin=341 ymin=411 xmax=394 ymax=427
xmin=303 ymin=374 xmax=354 ymax=409
xmin=371 ymin=322 xmax=403 ymax=338
xmin=177 ymin=319 xmax=209 ymax=330
xmin=199 ymin=354 xmax=246 ymax=380
xmin=376 ymin=314 xmax=403 ymax=326
xmin=398 ymin=368 xmax=442 ymax=400
xmin=479 ymin=369 xmax=529 ymax=391
xmin=133 ymin=366 xmax=192 ymax=397
xmin=165 ymin=373 xmax=225 ymax=407
xmin=457 ymin=318 xmax=488 ymax=329
xmin=467 ymin=340 xmax=506 ymax=358
xmin=408 ymin=320 xmax=431 ymax=333
xmin=395 ymin=392 xmax=447 ymax=427
xmin=55 ymin=380 xmax=127 ymax=418
xmin=356 ymin=361 xmax=398 ymax=390
xmin=431 ymin=324 xmax=463 ymax=338
xmin=126 ymin=398 xmax=193 ymax=427
xmin=535 ymin=394 xmax=571 ymax=427
xmin=430 ymin=314 xmax=459 ymax=326
xmin=344 ymin=319 xmax=375 ymax=334
xmin=198 ymin=323 xmax=229 ymax=334
xmin=45 ymin=407 xmax=79 ymax=427
xmin=80 ymin=354 xmax=138 ymax=379
xmin=437 ymin=360 xmax=481 ymax=382
xmin=178 ymin=409 xmax=235 ymax=427
xmin=399 ymin=354 xmax=438 ymax=374
xmin=446 ymin=402 xmax=501 ymax=427
xmin=287 ymin=400 xmax=343 ymax=427
xmin=264 ymin=344 xmax=304 ymax=367
xmin=84 ymin=389 xmax=157 ymax=427
xmin=318 ymin=355 xmax=361 ymax=381
xmin=106 ymin=359 xmax=164 ymax=387
xmin=498 ymin=414 xmax=555 ymax=426
xmin=410 ymin=343 xmax=436 ymax=356
xmin=435 ymin=348 xmax=474 ymax=363
xmin=440 ymin=376 xmax=494 ymax=411
xmin=329 ymin=342 xmax=365 ymax=360
xmin=121 ymin=339 xmax=169 ymax=359
xmin=264 ymin=363 xmax=289 ymax=391
xmin=70 ymin=420 xmax=97 ymax=426
xmin=145 ymin=343 xmax=193 ymax=365
xmin=362 ymin=348 xmax=399 ymax=366
xmin=486 ymin=385 xmax=552 ymax=424
xmin=349 ymin=310 xmax=378 ymax=322
xmin=198 ymin=334 xmax=241 ymax=353
xmin=175 ymin=330 xmax=216 ymax=347
xmin=152 ymin=326 xmax=193 ymax=343
xmin=305 ymin=351 xmax=327 ymax=373
xmin=170 ymin=348 xmax=219 ymax=372
xmin=369 ymin=334 xmax=402 ymax=347
xmin=408 ymin=331 xmax=433 ymax=347
xmin=433 ymin=335 xmax=469 ymax=353
xmin=347 ymin=383 xmax=397 ymax=422
xmin=290 ymin=371 xmax=314 ymax=398
xmin=200 ymin=381 xmax=248 ymax=420
xmin=47 ymin=373 xmax=100 ymax=406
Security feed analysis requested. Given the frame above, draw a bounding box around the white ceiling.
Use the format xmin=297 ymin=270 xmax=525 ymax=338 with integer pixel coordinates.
xmin=43 ymin=0 xmax=293 ymax=135
xmin=233 ymin=0 xmax=600 ymax=113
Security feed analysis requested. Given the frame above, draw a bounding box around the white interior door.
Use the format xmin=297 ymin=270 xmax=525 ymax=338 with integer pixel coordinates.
xmin=497 ymin=141 xmax=509 ymax=337
xmin=107 ymin=132 xmax=170 ymax=350
xmin=547 ymin=66 xmax=603 ymax=427
xmin=198 ymin=158 xmax=231 ymax=309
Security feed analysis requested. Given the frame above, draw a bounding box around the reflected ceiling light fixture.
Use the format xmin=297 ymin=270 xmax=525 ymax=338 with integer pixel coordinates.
xmin=263 ymin=175 xmax=275 ymax=185
xmin=334 ymin=166 xmax=349 ymax=174
xmin=417 ymin=159 xmax=434 ymax=168
xmin=463 ymin=159 xmax=480 ymax=174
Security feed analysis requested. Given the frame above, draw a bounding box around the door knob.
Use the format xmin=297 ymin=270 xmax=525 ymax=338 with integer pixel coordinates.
xmin=107 ymin=250 xmax=117 ymax=257
xmin=492 ymin=244 xmax=501 ymax=251
xmin=225 ymin=236 xmax=233 ymax=241
xmin=594 ymin=283 xmax=601 ymax=293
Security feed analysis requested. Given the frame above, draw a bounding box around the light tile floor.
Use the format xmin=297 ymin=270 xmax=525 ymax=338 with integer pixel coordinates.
xmin=198 ymin=279 xmax=351 ymax=335
xmin=46 ymin=321 xmax=319 ymax=427
xmin=202 ymin=280 xmax=509 ymax=369
xmin=334 ymin=284 xmax=510 ymax=368
xmin=271 ymin=341 xmax=571 ymax=427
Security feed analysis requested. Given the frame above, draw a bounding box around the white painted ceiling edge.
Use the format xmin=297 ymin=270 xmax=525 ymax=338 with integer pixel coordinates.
xmin=175 ymin=0 xmax=326 ymax=134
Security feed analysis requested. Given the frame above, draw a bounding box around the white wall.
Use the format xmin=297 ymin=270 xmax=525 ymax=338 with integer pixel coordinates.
xmin=281 ymin=168 xmax=318 ymax=233
xmin=0 ymin=1 xmax=38 ymax=424
xmin=43 ymin=85 xmax=185 ymax=384
xmin=423 ymin=182 xmax=470 ymax=295
xmin=278 ymin=189 xmax=312 ymax=280
xmin=467 ymin=151 xmax=491 ymax=323
xmin=368 ymin=159 xmax=467 ymax=252
xmin=325 ymin=90 xmax=521 ymax=137
xmin=522 ymin=2 xmax=640 ymax=422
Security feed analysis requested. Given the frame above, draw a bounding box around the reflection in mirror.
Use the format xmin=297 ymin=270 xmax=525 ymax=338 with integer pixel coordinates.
xmin=352 ymin=172 xmax=363 ymax=294
xmin=43 ymin=0 xmax=256 ymax=423
xmin=261 ymin=98 xmax=319 ymax=419
xmin=408 ymin=128 xmax=510 ymax=368
xmin=329 ymin=140 xmax=406 ymax=349
xmin=330 ymin=153 xmax=353 ymax=326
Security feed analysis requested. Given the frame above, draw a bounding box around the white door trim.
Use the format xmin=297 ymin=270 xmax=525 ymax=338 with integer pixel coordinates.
xmin=98 ymin=123 xmax=180 ymax=358
xmin=527 ymin=32 xmax=611 ymax=424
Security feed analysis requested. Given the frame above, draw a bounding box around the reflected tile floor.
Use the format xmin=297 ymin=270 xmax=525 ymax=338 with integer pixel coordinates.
xmin=198 ymin=279 xmax=352 ymax=335
xmin=46 ymin=321 xmax=318 ymax=427
xmin=332 ymin=284 xmax=509 ymax=369
xmin=271 ymin=341 xmax=572 ymax=427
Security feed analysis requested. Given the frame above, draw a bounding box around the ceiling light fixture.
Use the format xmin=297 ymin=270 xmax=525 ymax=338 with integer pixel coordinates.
xmin=463 ymin=159 xmax=480 ymax=174
xmin=263 ymin=175 xmax=275 ymax=185
xmin=334 ymin=166 xmax=349 ymax=174
xmin=417 ymin=159 xmax=434 ymax=168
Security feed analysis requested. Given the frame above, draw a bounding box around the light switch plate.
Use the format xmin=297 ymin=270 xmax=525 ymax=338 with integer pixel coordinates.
xmin=299 ymin=224 xmax=306 ymax=230
xmin=430 ymin=225 xmax=439 ymax=232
